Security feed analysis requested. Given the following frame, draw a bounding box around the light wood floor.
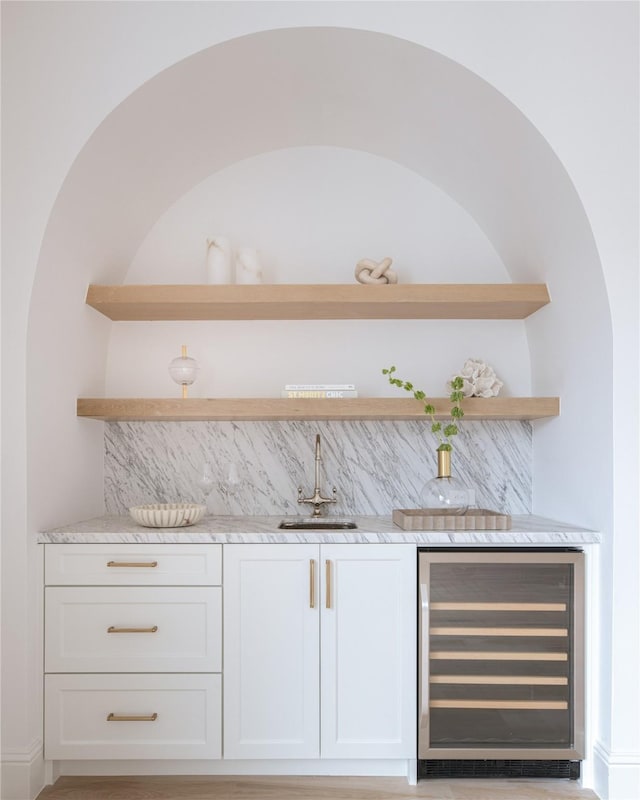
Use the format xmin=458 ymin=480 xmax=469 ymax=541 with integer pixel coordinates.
xmin=36 ymin=775 xmax=600 ymax=800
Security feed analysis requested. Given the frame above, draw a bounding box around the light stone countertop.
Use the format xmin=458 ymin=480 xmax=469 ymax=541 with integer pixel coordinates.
xmin=38 ymin=514 xmax=600 ymax=546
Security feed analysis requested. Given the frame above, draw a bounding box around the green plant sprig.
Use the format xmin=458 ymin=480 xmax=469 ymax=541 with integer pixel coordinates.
xmin=382 ymin=365 xmax=465 ymax=451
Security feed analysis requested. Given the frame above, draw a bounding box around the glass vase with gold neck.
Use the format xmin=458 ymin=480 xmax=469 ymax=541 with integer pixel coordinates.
xmin=420 ymin=448 xmax=469 ymax=515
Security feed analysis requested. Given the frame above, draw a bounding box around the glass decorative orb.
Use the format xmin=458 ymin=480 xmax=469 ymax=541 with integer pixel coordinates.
xmin=168 ymin=345 xmax=199 ymax=397
xmin=168 ymin=356 xmax=199 ymax=385
xmin=420 ymin=474 xmax=469 ymax=515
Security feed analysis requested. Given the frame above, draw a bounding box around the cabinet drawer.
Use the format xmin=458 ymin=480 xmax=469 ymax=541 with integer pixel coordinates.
xmin=45 ymin=544 xmax=221 ymax=586
xmin=45 ymin=586 xmax=221 ymax=672
xmin=45 ymin=673 xmax=221 ymax=760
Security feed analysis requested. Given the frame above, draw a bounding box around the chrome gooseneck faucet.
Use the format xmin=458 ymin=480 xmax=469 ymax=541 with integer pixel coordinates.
xmin=298 ymin=434 xmax=337 ymax=517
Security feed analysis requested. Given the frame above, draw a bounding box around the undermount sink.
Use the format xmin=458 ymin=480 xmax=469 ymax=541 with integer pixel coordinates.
xmin=278 ymin=518 xmax=357 ymax=530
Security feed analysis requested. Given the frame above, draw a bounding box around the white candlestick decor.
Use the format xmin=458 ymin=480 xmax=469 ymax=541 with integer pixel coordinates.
xmin=236 ymin=247 xmax=263 ymax=284
xmin=206 ymin=236 xmax=233 ymax=284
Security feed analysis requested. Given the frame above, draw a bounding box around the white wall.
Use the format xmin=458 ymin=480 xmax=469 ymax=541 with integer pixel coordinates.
xmin=2 ymin=3 xmax=637 ymax=799
xmin=109 ymin=145 xmax=529 ymax=398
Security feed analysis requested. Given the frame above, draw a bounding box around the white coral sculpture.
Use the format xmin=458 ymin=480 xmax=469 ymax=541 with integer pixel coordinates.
xmin=448 ymin=358 xmax=503 ymax=398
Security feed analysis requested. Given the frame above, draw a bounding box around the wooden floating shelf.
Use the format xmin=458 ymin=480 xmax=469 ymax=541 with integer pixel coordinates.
xmin=76 ymin=396 xmax=560 ymax=422
xmin=85 ymin=283 xmax=551 ymax=321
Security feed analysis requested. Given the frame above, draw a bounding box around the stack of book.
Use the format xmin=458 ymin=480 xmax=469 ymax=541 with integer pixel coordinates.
xmin=281 ymin=384 xmax=358 ymax=398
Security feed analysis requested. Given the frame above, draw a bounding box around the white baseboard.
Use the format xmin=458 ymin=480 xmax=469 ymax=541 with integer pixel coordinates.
xmin=42 ymin=748 xmax=640 ymax=799
xmin=1 ymin=740 xmax=45 ymax=800
xmin=593 ymin=740 xmax=640 ymax=800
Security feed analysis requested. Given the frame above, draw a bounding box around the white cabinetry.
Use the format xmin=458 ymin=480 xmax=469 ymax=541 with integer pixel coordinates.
xmin=44 ymin=673 xmax=220 ymax=761
xmin=44 ymin=544 xmax=222 ymax=760
xmin=223 ymin=543 xmax=416 ymax=760
xmin=45 ymin=586 xmax=221 ymax=673
xmin=223 ymin=544 xmax=319 ymax=759
xmin=320 ymin=545 xmax=417 ymax=759
xmin=44 ymin=542 xmax=221 ymax=585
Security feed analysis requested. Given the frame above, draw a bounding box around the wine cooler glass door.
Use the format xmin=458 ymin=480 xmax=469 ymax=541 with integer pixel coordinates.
xmin=419 ymin=550 xmax=584 ymax=760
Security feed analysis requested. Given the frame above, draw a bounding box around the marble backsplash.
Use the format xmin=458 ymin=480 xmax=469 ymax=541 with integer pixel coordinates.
xmin=104 ymin=420 xmax=532 ymax=516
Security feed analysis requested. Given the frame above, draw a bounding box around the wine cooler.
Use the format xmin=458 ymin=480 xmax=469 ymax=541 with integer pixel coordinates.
xmin=418 ymin=548 xmax=584 ymax=779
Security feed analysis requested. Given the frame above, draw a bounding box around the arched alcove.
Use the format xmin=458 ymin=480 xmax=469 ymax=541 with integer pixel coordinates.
xmin=26 ymin=25 xmax=611 ymax=530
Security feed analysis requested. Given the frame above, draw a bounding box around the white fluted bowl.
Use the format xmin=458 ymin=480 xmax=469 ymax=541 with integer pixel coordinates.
xmin=129 ymin=503 xmax=206 ymax=528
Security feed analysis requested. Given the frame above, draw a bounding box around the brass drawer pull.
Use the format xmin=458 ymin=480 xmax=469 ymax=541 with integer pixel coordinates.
xmin=107 ymin=626 xmax=158 ymax=634
xmin=107 ymin=713 xmax=158 ymax=722
xmin=107 ymin=561 xmax=158 ymax=568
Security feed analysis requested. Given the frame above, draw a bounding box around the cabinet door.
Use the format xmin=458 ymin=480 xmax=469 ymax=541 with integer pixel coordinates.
xmin=320 ymin=544 xmax=417 ymax=758
xmin=223 ymin=544 xmax=320 ymax=759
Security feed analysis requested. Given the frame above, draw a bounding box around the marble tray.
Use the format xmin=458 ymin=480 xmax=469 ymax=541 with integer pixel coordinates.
xmin=392 ymin=508 xmax=512 ymax=531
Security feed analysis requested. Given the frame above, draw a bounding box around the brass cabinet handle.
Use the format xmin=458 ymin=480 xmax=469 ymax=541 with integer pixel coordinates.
xmin=107 ymin=561 xmax=158 ymax=568
xmin=107 ymin=626 xmax=158 ymax=633
xmin=107 ymin=713 xmax=158 ymax=722
xmin=309 ymin=559 xmax=316 ymax=609
xmin=326 ymin=560 xmax=331 ymax=609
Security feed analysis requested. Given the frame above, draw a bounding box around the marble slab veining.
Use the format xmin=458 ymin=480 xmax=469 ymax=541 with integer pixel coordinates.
xmin=104 ymin=419 xmax=532 ymax=516
xmin=39 ymin=514 xmax=600 ymax=545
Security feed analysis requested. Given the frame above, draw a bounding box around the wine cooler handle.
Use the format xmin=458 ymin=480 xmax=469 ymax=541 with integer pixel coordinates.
xmin=420 ymin=580 xmax=430 ymax=719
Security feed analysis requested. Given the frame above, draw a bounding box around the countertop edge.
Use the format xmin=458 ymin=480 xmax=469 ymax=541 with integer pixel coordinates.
xmin=37 ymin=514 xmax=601 ymax=545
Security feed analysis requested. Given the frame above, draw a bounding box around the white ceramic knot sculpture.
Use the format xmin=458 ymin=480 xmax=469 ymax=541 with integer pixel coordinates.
xmin=206 ymin=236 xmax=233 ymax=284
xmin=236 ymin=247 xmax=263 ymax=284
xmin=448 ymin=358 xmax=504 ymax=398
xmin=355 ymin=257 xmax=397 ymax=285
